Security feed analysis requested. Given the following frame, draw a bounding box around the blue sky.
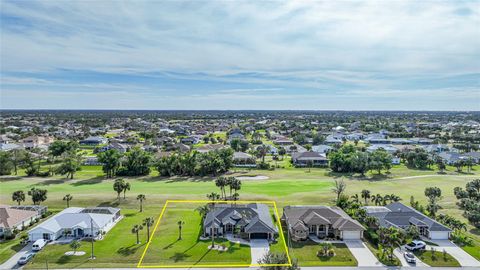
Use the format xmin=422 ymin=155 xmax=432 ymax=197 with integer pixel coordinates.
xmin=0 ymin=0 xmax=479 ymax=110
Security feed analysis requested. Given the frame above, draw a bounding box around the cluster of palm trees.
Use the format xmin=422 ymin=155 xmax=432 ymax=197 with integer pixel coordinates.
xmin=113 ymin=179 xmax=131 ymax=200
xmin=377 ymin=227 xmax=404 ymax=262
xmin=350 ymin=189 xmax=402 ymax=206
xmin=214 ymin=176 xmax=242 ymax=200
xmin=132 ymin=217 xmax=155 ymax=244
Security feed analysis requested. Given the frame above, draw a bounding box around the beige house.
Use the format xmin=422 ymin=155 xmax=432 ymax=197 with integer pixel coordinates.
xmin=282 ymin=206 xmax=365 ymax=241
xmin=0 ymin=206 xmax=41 ymax=237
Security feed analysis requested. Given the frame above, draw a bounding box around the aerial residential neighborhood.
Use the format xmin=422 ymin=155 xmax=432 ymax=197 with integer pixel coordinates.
xmin=1 ymin=0 xmax=479 ymax=270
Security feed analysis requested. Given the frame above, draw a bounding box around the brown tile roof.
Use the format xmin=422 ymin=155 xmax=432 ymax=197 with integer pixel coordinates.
xmin=0 ymin=206 xmax=38 ymax=229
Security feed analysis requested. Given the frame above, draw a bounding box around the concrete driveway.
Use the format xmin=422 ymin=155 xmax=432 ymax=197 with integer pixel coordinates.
xmin=344 ymin=240 xmax=383 ymax=267
xmin=428 ymin=240 xmax=480 ymax=267
xmin=394 ymin=247 xmax=429 ymax=267
xmin=249 ymin=239 xmax=270 ymax=265
xmin=0 ymin=243 xmax=32 ymax=270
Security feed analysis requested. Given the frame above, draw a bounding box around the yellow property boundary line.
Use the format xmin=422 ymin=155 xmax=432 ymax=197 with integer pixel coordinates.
xmin=137 ymin=200 xmax=292 ymax=268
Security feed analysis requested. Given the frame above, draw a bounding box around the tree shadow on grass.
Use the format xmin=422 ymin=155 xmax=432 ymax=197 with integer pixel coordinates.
xmin=0 ymin=176 xmax=23 ymax=182
xmin=117 ymin=243 xmax=145 ymax=256
xmin=170 ymin=252 xmax=192 ymax=262
xmin=96 ymin=201 xmax=120 ymax=207
xmin=163 ymin=239 xmax=180 ymax=250
xmin=192 ymin=249 xmax=211 ymax=265
xmin=71 ymin=176 xmax=104 ymax=186
xmin=56 ymin=255 xmax=73 ymax=264
xmin=139 ymin=175 xmax=213 ymax=183
xmin=35 ymin=179 xmax=69 ymax=186
xmin=325 ymin=171 xmax=392 ymax=181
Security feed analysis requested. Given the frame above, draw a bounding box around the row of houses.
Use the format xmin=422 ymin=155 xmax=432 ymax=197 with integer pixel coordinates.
xmin=201 ymin=201 xmax=451 ymax=242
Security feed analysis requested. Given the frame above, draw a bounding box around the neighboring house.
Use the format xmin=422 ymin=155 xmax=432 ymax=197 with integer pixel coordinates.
xmin=180 ymin=136 xmax=201 ymax=145
xmin=291 ymin=151 xmax=328 ymax=167
xmin=0 ymin=143 xmax=23 ymax=152
xmin=312 ymin=145 xmax=333 ymax=154
xmin=438 ymin=151 xmax=479 ymax=165
xmin=80 ymin=136 xmax=108 ymax=145
xmin=203 ymin=203 xmax=278 ymax=240
xmin=172 ymin=143 xmax=191 ymax=153
xmin=0 ymin=205 xmax=42 ymax=237
xmin=233 ymin=152 xmax=256 ymax=167
xmin=282 ymin=205 xmax=365 ymax=241
xmin=196 ymin=144 xmax=227 ymax=153
xmin=21 ymin=135 xmax=54 ymax=149
xmin=274 ymin=138 xmax=294 ymax=145
xmin=422 ymin=144 xmax=449 ymax=153
xmin=365 ymin=133 xmax=390 ymax=144
xmin=83 ymin=156 xmax=102 ymax=165
xmin=363 ymin=202 xmax=451 ymax=240
xmin=28 ymin=207 xmax=121 ymax=241
xmin=366 ymin=144 xmax=398 ymax=155
xmin=100 ymin=142 xmax=129 ymax=153
xmin=0 ymin=135 xmax=13 ymax=144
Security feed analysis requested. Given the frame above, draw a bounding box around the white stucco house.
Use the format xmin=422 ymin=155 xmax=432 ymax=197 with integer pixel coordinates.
xmin=28 ymin=207 xmax=121 ymax=242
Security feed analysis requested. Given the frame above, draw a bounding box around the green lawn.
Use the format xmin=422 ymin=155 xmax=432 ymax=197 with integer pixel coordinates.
xmin=0 ymin=238 xmax=24 ymax=265
xmin=288 ymin=241 xmax=357 ymax=266
xmin=364 ymin=241 xmax=401 ymax=266
xmin=27 ymin=209 xmax=155 ymax=269
xmin=413 ymin=250 xmax=460 ymax=267
xmin=140 ymin=203 xmax=251 ymax=267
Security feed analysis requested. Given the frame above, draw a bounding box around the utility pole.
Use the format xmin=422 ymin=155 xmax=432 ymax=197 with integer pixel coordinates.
xmin=90 ymin=218 xmax=95 ymax=259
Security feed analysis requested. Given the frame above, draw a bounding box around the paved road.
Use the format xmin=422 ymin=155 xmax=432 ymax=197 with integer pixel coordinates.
xmin=0 ymin=243 xmax=32 ymax=270
xmin=249 ymin=239 xmax=269 ymax=265
xmin=344 ymin=240 xmax=382 ymax=267
xmin=428 ymin=240 xmax=480 ymax=267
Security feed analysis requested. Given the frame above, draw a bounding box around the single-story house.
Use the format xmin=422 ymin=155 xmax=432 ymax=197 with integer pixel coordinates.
xmin=80 ymin=136 xmax=108 ymax=145
xmin=274 ymin=138 xmax=294 ymax=145
xmin=363 ymin=202 xmax=451 ymax=240
xmin=366 ymin=144 xmax=398 ymax=155
xmin=0 ymin=205 xmax=42 ymax=237
xmin=438 ymin=151 xmax=480 ymax=165
xmin=282 ymin=205 xmax=365 ymax=241
xmin=196 ymin=144 xmax=227 ymax=153
xmin=203 ymin=203 xmax=278 ymax=240
xmin=233 ymin=152 xmax=256 ymax=167
xmin=28 ymin=207 xmax=121 ymax=242
xmin=291 ymin=151 xmax=328 ymax=167
xmin=312 ymin=145 xmax=333 ymax=154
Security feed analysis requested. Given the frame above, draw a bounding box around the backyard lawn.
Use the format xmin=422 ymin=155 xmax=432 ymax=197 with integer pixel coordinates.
xmin=139 ymin=203 xmax=252 ymax=267
xmin=413 ymin=249 xmax=460 ymax=267
xmin=288 ymin=241 xmax=357 ymax=266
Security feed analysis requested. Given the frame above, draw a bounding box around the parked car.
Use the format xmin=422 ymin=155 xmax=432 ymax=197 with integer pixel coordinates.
xmin=32 ymin=239 xmax=47 ymax=251
xmin=18 ymin=253 xmax=35 ymax=265
xmin=404 ymin=252 xmax=416 ymax=263
xmin=405 ymin=240 xmax=426 ymax=251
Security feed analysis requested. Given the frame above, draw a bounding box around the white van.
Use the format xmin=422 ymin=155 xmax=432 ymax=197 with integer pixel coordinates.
xmin=32 ymin=239 xmax=47 ymax=251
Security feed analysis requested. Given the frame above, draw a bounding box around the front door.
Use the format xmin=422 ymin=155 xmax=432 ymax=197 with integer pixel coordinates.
xmin=42 ymin=233 xmax=50 ymax=240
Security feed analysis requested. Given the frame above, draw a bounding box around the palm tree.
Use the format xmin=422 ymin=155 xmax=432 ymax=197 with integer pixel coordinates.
xmin=383 ymin=194 xmax=391 ymax=205
xmin=177 ymin=220 xmax=185 ymax=240
xmin=122 ymin=182 xmax=131 ymax=199
xmin=132 ymin=224 xmax=143 ymax=244
xmin=206 ymin=192 xmax=220 ymax=205
xmin=351 ymin=194 xmax=360 ymax=203
xmin=69 ymin=240 xmax=81 ymax=255
xmin=137 ymin=194 xmax=146 ymax=212
xmin=332 ymin=179 xmax=346 ymax=203
xmin=371 ymin=194 xmax=383 ymax=206
xmin=215 ymin=177 xmax=227 ymax=199
xmin=113 ymin=179 xmax=125 ymax=200
xmin=361 ymin=189 xmax=371 ymax=205
xmin=63 ymin=194 xmax=73 ymax=208
xmin=12 ymin=190 xmax=25 ymax=205
xmin=195 ymin=204 xmax=210 ymax=220
xmin=143 ymin=217 xmax=155 ymax=242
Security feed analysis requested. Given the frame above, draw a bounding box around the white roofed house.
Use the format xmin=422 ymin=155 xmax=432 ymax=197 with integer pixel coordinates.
xmin=233 ymin=152 xmax=256 ymax=167
xmin=28 ymin=207 xmax=121 ymax=242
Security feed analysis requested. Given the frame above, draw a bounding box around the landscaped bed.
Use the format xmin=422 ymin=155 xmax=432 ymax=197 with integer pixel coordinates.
xmin=413 ymin=249 xmax=460 ymax=267
xmin=288 ymin=241 xmax=357 ymax=266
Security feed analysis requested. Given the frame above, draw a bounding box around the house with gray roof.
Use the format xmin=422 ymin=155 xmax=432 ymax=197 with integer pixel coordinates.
xmin=291 ymin=151 xmax=328 ymax=167
xmin=363 ymin=202 xmax=451 ymax=240
xmin=282 ymin=205 xmax=365 ymax=241
xmin=28 ymin=207 xmax=121 ymax=242
xmin=203 ymin=203 xmax=277 ymax=240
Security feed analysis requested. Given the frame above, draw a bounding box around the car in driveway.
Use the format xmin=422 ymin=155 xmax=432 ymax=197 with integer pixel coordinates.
xmin=18 ymin=253 xmax=35 ymax=265
xmin=404 ymin=252 xmax=416 ymax=263
xmin=405 ymin=240 xmax=426 ymax=251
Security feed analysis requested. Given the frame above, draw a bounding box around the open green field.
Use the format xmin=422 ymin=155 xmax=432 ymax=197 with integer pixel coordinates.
xmin=1 ymin=164 xmax=479 ymax=267
xmin=140 ymin=202 xmax=253 ymax=267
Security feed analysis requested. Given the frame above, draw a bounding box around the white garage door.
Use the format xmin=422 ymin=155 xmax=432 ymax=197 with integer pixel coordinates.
xmin=429 ymin=231 xmax=450 ymax=240
xmin=343 ymin=231 xmax=361 ymax=240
